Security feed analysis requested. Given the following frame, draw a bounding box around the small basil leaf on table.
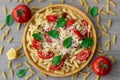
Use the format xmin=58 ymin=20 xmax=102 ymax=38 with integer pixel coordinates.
xmin=80 ymin=38 xmax=94 ymax=48
xmin=63 ymin=37 xmax=72 ymax=48
xmin=52 ymin=55 xmax=62 ymax=65
xmin=47 ymin=30 xmax=59 ymax=39
xmin=32 ymin=33 xmax=43 ymax=40
xmin=90 ymin=6 xmax=98 ymax=17
xmin=16 ymin=69 xmax=28 ymax=78
xmin=6 ymin=14 xmax=14 ymax=26
xmin=56 ymin=18 xmax=66 ymax=28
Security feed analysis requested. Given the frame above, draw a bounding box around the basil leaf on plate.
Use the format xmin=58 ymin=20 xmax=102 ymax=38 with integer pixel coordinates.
xmin=90 ymin=6 xmax=98 ymax=17
xmin=47 ymin=30 xmax=59 ymax=39
xmin=63 ymin=37 xmax=72 ymax=48
xmin=52 ymin=55 xmax=62 ymax=65
xmin=80 ymin=38 xmax=94 ymax=48
xmin=6 ymin=14 xmax=14 ymax=26
xmin=32 ymin=33 xmax=43 ymax=40
xmin=16 ymin=69 xmax=28 ymax=78
xmin=56 ymin=18 xmax=66 ymax=28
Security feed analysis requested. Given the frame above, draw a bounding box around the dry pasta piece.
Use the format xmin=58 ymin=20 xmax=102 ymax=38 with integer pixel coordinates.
xmin=61 ymin=0 xmax=65 ymax=3
xmin=15 ymin=0 xmax=18 ymax=2
xmin=29 ymin=68 xmax=36 ymax=74
xmin=103 ymin=31 xmax=110 ymax=38
xmin=109 ymin=0 xmax=116 ymax=7
xmin=79 ymin=71 xmax=87 ymax=75
xmin=97 ymin=33 xmax=101 ymax=40
xmin=94 ymin=0 xmax=98 ymax=4
xmin=97 ymin=42 xmax=102 ymax=50
xmin=0 ymin=23 xmax=6 ymax=30
xmin=98 ymin=7 xmax=102 ymax=14
xmin=8 ymin=0 xmax=12 ymax=2
xmin=106 ymin=4 xmax=110 ymax=13
xmin=0 ymin=46 xmax=4 ymax=55
xmin=96 ymin=15 xmax=100 ymax=24
xmin=1 ymin=33 xmax=6 ymax=41
xmin=86 ymin=65 xmax=92 ymax=70
xmin=5 ymin=27 xmax=11 ymax=37
xmin=71 ymin=72 xmax=79 ymax=80
xmin=14 ymin=63 xmax=23 ymax=68
xmin=101 ymin=25 xmax=107 ymax=32
xmin=17 ymin=23 xmax=21 ymax=30
xmin=96 ymin=75 xmax=100 ymax=80
xmin=3 ymin=6 xmax=7 ymax=15
xmin=80 ymin=0 xmax=83 ymax=5
xmin=113 ymin=35 xmax=117 ymax=44
xmin=2 ymin=71 xmax=7 ymax=79
xmin=24 ymin=61 xmax=31 ymax=68
xmin=8 ymin=61 xmax=12 ymax=68
xmin=27 ymin=0 xmax=33 ymax=3
xmin=10 ymin=69 xmax=14 ymax=77
xmin=106 ymin=41 xmax=110 ymax=51
xmin=85 ymin=6 xmax=89 ymax=14
xmin=97 ymin=23 xmax=102 ymax=30
xmin=109 ymin=10 xmax=116 ymax=16
xmin=101 ymin=11 xmax=108 ymax=16
xmin=25 ymin=73 xmax=33 ymax=80
xmin=39 ymin=0 xmax=45 ymax=2
xmin=8 ymin=36 xmax=13 ymax=43
xmin=83 ymin=71 xmax=91 ymax=80
xmin=19 ymin=53 xmax=25 ymax=58
xmin=20 ymin=0 xmax=24 ymax=3
xmin=108 ymin=19 xmax=112 ymax=28
xmin=97 ymin=53 xmax=106 ymax=56
xmin=96 ymin=49 xmax=103 ymax=53
xmin=32 ymin=6 xmax=39 ymax=10
xmin=36 ymin=77 xmax=41 ymax=80
xmin=16 ymin=45 xmax=23 ymax=52
xmin=109 ymin=55 xmax=115 ymax=64
xmin=82 ymin=0 xmax=88 ymax=6
xmin=40 ymin=72 xmax=47 ymax=77
xmin=104 ymin=39 xmax=110 ymax=46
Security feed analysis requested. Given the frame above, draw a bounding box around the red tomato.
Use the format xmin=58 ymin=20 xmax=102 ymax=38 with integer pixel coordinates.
xmin=76 ymin=49 xmax=90 ymax=61
xmin=38 ymin=51 xmax=54 ymax=59
xmin=32 ymin=38 xmax=41 ymax=50
xmin=45 ymin=34 xmax=52 ymax=43
xmin=92 ymin=56 xmax=112 ymax=76
xmin=46 ymin=15 xmax=58 ymax=22
xmin=12 ymin=4 xmax=32 ymax=23
xmin=82 ymin=20 xmax=88 ymax=35
xmin=49 ymin=59 xmax=64 ymax=70
xmin=66 ymin=19 xmax=76 ymax=28
xmin=72 ymin=29 xmax=83 ymax=39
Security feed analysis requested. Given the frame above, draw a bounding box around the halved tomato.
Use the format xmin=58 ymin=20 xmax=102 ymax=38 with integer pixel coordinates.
xmin=49 ymin=59 xmax=64 ymax=70
xmin=38 ymin=51 xmax=54 ymax=59
xmin=76 ymin=49 xmax=91 ymax=61
xmin=45 ymin=34 xmax=52 ymax=43
xmin=72 ymin=29 xmax=83 ymax=39
xmin=46 ymin=15 xmax=58 ymax=22
xmin=32 ymin=38 xmax=41 ymax=50
xmin=66 ymin=19 xmax=76 ymax=28
xmin=82 ymin=20 xmax=88 ymax=35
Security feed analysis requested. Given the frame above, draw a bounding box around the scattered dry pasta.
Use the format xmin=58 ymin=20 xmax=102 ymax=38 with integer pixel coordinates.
xmin=61 ymin=0 xmax=65 ymax=3
xmin=0 ymin=46 xmax=4 ymax=55
xmin=113 ymin=35 xmax=117 ymax=44
xmin=86 ymin=6 xmax=89 ymax=14
xmin=0 ymin=23 xmax=6 ymax=30
xmin=83 ymin=71 xmax=91 ymax=80
xmin=106 ymin=41 xmax=111 ymax=51
xmin=1 ymin=33 xmax=6 ymax=41
xmin=103 ymin=32 xmax=110 ymax=38
xmin=29 ymin=68 xmax=36 ymax=74
xmin=14 ymin=63 xmax=23 ymax=69
xmin=109 ymin=10 xmax=116 ymax=16
xmin=101 ymin=11 xmax=108 ymax=16
xmin=80 ymin=0 xmax=83 ymax=5
xmin=8 ymin=0 xmax=12 ymax=2
xmin=96 ymin=15 xmax=100 ymax=24
xmin=8 ymin=61 xmax=12 ymax=68
xmin=5 ymin=27 xmax=11 ymax=37
xmin=36 ymin=77 xmax=41 ymax=80
xmin=18 ymin=53 xmax=25 ymax=58
xmin=94 ymin=0 xmax=98 ymax=4
xmin=108 ymin=19 xmax=112 ymax=28
xmin=3 ymin=6 xmax=7 ymax=15
xmin=96 ymin=75 xmax=100 ymax=80
xmin=24 ymin=61 xmax=31 ymax=68
xmin=40 ymin=72 xmax=47 ymax=77
xmin=25 ymin=73 xmax=33 ymax=80
xmin=32 ymin=6 xmax=39 ymax=10
xmin=79 ymin=71 xmax=87 ymax=75
xmin=106 ymin=4 xmax=110 ymax=13
xmin=109 ymin=55 xmax=115 ymax=64
xmin=98 ymin=7 xmax=102 ymax=14
xmin=10 ymin=69 xmax=14 ymax=77
xmin=86 ymin=65 xmax=92 ymax=70
xmin=97 ymin=53 xmax=106 ymax=56
xmin=8 ymin=36 xmax=13 ymax=43
xmin=101 ymin=25 xmax=107 ymax=32
xmin=104 ymin=39 xmax=110 ymax=46
xmin=17 ymin=23 xmax=21 ymax=30
xmin=2 ymin=71 xmax=7 ymax=79
xmin=109 ymin=0 xmax=116 ymax=7
xmin=16 ymin=45 xmax=23 ymax=52
xmin=39 ymin=0 xmax=45 ymax=2
xmin=71 ymin=72 xmax=79 ymax=80
xmin=82 ymin=0 xmax=88 ymax=6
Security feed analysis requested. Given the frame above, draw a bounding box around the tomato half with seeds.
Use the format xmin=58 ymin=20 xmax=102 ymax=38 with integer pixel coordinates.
xmin=76 ymin=49 xmax=90 ymax=61
xmin=66 ymin=19 xmax=76 ymax=28
xmin=45 ymin=34 xmax=52 ymax=43
xmin=82 ymin=20 xmax=88 ymax=35
xmin=92 ymin=56 xmax=112 ymax=76
xmin=12 ymin=4 xmax=32 ymax=23
xmin=46 ymin=15 xmax=58 ymax=22
xmin=32 ymin=38 xmax=41 ymax=50
xmin=38 ymin=51 xmax=54 ymax=59
xmin=49 ymin=59 xmax=64 ymax=70
xmin=72 ymin=29 xmax=83 ymax=39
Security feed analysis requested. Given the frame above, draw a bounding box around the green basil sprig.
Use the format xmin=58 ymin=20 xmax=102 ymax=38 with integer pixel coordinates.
xmin=6 ymin=14 xmax=14 ymax=26
xmin=56 ymin=18 xmax=66 ymax=28
xmin=80 ymin=38 xmax=94 ymax=48
xmin=90 ymin=6 xmax=98 ymax=17
xmin=63 ymin=37 xmax=72 ymax=48
xmin=47 ymin=30 xmax=59 ymax=39
xmin=32 ymin=33 xmax=43 ymax=40
xmin=16 ymin=69 xmax=28 ymax=78
xmin=52 ymin=55 xmax=62 ymax=65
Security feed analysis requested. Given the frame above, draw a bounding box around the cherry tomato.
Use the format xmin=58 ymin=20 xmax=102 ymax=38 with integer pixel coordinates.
xmin=38 ymin=51 xmax=54 ymax=59
xmin=32 ymin=38 xmax=41 ymax=50
xmin=49 ymin=59 xmax=64 ymax=70
xmin=12 ymin=4 xmax=32 ymax=23
xmin=92 ymin=56 xmax=112 ymax=76
xmin=46 ymin=15 xmax=58 ymax=22
xmin=76 ymin=49 xmax=90 ymax=61
xmin=66 ymin=19 xmax=76 ymax=28
xmin=45 ymin=34 xmax=52 ymax=43
xmin=72 ymin=29 xmax=83 ymax=39
xmin=82 ymin=20 xmax=88 ymax=35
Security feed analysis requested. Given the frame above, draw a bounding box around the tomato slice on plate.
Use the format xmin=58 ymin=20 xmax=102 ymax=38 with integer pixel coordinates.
xmin=46 ymin=15 xmax=58 ymax=22
xmin=82 ymin=20 xmax=88 ymax=35
xmin=32 ymin=38 xmax=41 ymax=50
xmin=45 ymin=34 xmax=52 ymax=43
xmin=38 ymin=51 xmax=54 ymax=59
xmin=76 ymin=49 xmax=91 ymax=61
xmin=72 ymin=29 xmax=83 ymax=39
xmin=49 ymin=59 xmax=64 ymax=70
xmin=66 ymin=19 xmax=76 ymax=28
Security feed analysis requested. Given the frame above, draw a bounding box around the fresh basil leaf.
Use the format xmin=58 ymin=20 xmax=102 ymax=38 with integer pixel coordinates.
xmin=56 ymin=18 xmax=66 ymax=28
xmin=52 ymin=55 xmax=62 ymax=65
xmin=32 ymin=33 xmax=43 ymax=40
xmin=47 ymin=30 xmax=59 ymax=39
xmin=80 ymin=38 xmax=94 ymax=48
xmin=16 ymin=69 xmax=28 ymax=78
xmin=63 ymin=37 xmax=72 ymax=48
xmin=6 ymin=14 xmax=14 ymax=26
xmin=90 ymin=6 xmax=98 ymax=17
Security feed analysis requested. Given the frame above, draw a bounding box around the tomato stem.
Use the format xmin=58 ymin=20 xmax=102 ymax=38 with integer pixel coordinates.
xmin=17 ymin=9 xmax=24 ymax=16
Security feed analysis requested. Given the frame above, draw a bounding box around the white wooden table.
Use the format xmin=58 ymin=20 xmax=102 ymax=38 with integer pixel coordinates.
xmin=0 ymin=0 xmax=120 ymax=80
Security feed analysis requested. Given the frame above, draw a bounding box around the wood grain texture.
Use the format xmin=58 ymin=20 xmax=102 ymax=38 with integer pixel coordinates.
xmin=0 ymin=0 xmax=120 ymax=80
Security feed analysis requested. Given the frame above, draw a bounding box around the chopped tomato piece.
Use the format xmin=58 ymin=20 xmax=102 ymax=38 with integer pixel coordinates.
xmin=49 ymin=59 xmax=64 ymax=70
xmin=45 ymin=34 xmax=52 ymax=43
xmin=72 ymin=29 xmax=83 ymax=39
xmin=76 ymin=49 xmax=91 ymax=61
xmin=62 ymin=12 xmax=67 ymax=18
xmin=32 ymin=38 xmax=41 ymax=50
xmin=66 ymin=19 xmax=76 ymax=28
xmin=38 ymin=51 xmax=54 ymax=59
xmin=46 ymin=15 xmax=58 ymax=22
xmin=82 ymin=20 xmax=88 ymax=35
